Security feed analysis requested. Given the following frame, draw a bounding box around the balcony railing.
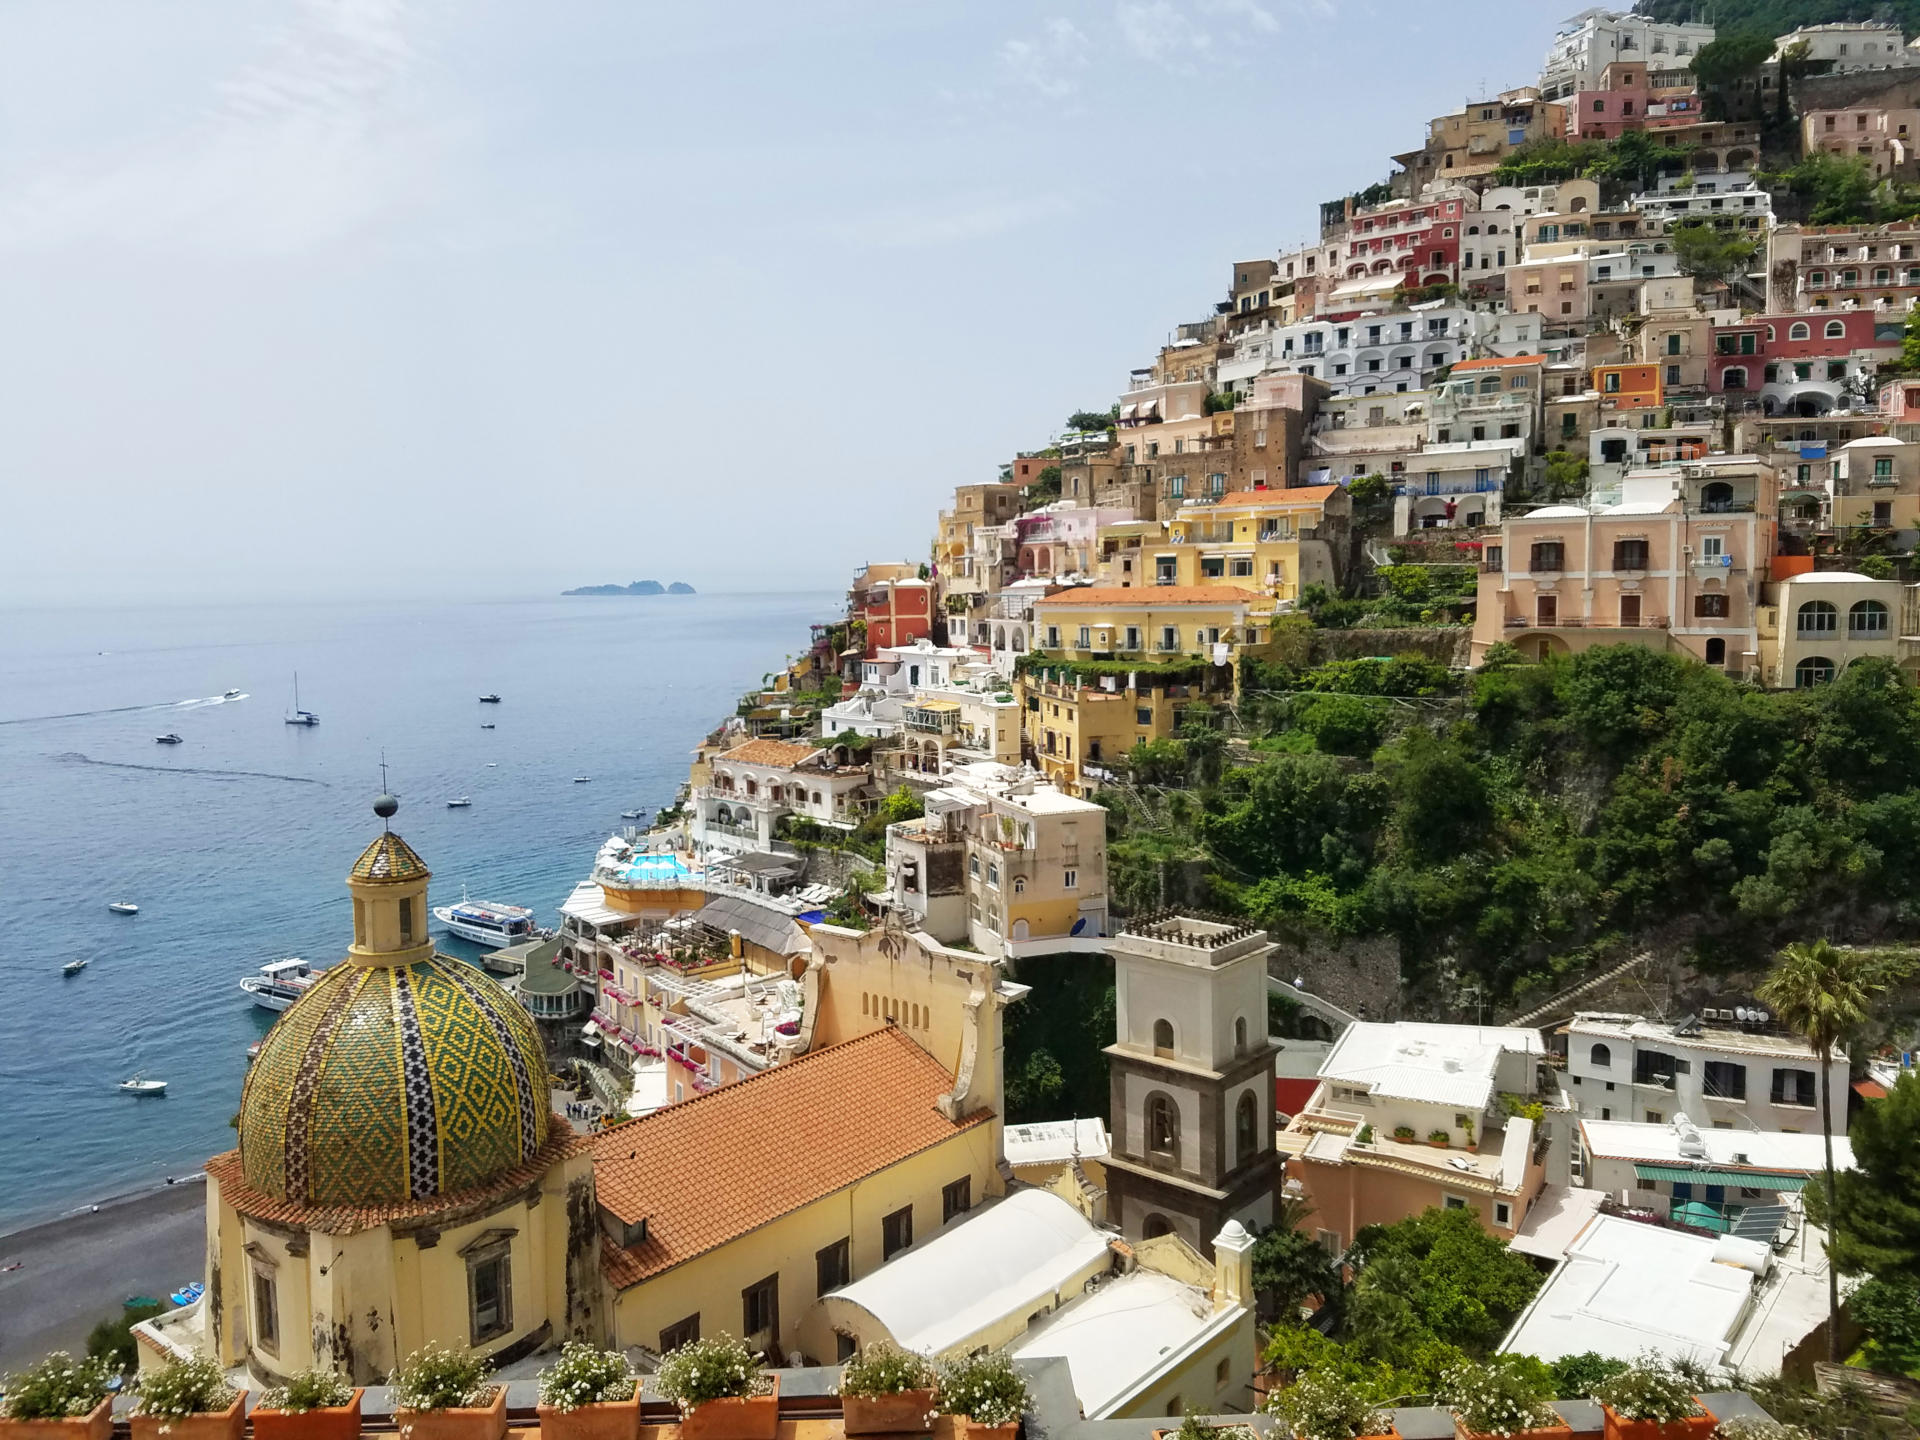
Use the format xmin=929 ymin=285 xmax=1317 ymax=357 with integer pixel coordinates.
xmin=1505 ymin=615 xmax=1671 ymax=630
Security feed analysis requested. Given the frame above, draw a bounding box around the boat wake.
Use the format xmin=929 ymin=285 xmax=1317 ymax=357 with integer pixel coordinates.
xmin=54 ymin=753 xmax=327 ymax=785
xmin=0 ymin=693 xmax=249 ymax=727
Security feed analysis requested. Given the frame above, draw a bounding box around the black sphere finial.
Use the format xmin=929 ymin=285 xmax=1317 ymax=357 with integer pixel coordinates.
xmin=373 ymin=793 xmax=399 ymax=820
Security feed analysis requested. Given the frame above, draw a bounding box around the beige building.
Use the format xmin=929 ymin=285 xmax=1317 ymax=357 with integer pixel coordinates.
xmin=1758 ymin=571 xmax=1904 ymax=687
xmin=1394 ymin=88 xmax=1568 ymax=191
xmin=1833 ymin=436 xmax=1920 ymax=531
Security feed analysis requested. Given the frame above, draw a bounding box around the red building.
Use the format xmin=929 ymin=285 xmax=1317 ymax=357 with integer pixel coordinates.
xmin=1341 ymin=194 xmax=1462 ymax=289
xmin=1707 ymin=311 xmax=1887 ymax=410
xmin=1573 ymin=61 xmax=1701 ymax=141
xmin=863 ymin=577 xmax=934 ymax=657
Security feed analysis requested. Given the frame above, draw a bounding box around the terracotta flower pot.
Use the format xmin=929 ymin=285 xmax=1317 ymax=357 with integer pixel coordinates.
xmin=1455 ymin=1419 xmax=1572 ymax=1440
xmin=934 ymin=1417 xmax=1017 ymax=1440
xmin=395 ymin=1388 xmax=507 ymax=1440
xmin=0 ymin=1395 xmax=115 ymax=1440
xmin=679 ymin=1379 xmax=779 ymax=1440
xmin=131 ymin=1392 xmax=247 ymax=1440
xmin=1600 ymin=1404 xmax=1714 ymax=1440
xmin=536 ymin=1390 xmax=641 ymax=1440
xmin=844 ymin=1390 xmax=937 ymax=1436
xmin=252 ymin=1392 xmax=364 ymax=1440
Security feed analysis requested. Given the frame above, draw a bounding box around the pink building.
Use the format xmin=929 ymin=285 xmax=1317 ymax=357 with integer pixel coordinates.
xmin=1572 ymin=60 xmax=1702 ymax=140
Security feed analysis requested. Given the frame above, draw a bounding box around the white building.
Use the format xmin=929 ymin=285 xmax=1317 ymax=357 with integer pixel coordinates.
xmin=1564 ymin=1011 xmax=1849 ymax=1134
xmin=1392 ymin=439 xmax=1520 ymax=535
xmin=1632 ymin=174 xmax=1774 ymax=234
xmin=1227 ymin=302 xmax=1489 ymax=400
xmin=1541 ymin=9 xmax=1716 ymax=100
xmin=1580 ymin=1115 xmax=1854 ymax=1223
xmin=1774 ymin=23 xmax=1918 ymax=73
xmin=692 ymin=738 xmax=876 ymax=855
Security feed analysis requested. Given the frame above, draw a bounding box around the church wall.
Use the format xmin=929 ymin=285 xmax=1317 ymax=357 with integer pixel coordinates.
xmin=207 ymin=1171 xmax=248 ymax=1369
xmin=388 ymin=1195 xmax=552 ymax=1375
xmin=1116 ymin=1070 xmax=1204 ymax=1183
xmin=806 ymin=925 xmax=1001 ymax=1091
xmin=609 ymin=1124 xmax=999 ymax=1366
xmin=1204 ymin=960 xmax=1268 ymax=1073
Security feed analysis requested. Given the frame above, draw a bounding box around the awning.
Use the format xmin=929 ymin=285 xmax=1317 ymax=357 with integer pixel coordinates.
xmin=1121 ymin=403 xmax=1138 ymax=419
xmin=582 ymin=1020 xmax=602 ymax=1036
xmin=1633 ymin=1163 xmax=1808 ymax=1190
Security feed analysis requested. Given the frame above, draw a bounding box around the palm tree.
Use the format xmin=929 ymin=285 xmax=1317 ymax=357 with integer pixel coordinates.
xmin=1756 ymin=939 xmax=1911 ymax=1360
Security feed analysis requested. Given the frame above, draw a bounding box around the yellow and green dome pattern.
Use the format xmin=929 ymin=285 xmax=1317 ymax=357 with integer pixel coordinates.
xmin=239 ymin=957 xmax=550 ymax=1206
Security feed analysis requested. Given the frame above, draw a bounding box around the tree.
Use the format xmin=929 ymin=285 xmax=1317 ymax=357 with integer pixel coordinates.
xmin=1765 ymin=152 xmax=1878 ymax=226
xmin=1669 ymin=222 xmax=1758 ymax=292
xmin=1349 ymin=472 xmax=1392 ymax=506
xmin=1849 ymin=1274 xmax=1920 ymax=1373
xmin=1028 ymin=465 xmax=1062 ymax=504
xmin=1814 ymin=1070 xmax=1920 ymax=1283
xmin=1066 ymin=410 xmax=1113 ymax=434
xmin=1253 ymin=1223 xmax=1342 ymax=1323
xmin=1688 ymin=30 xmax=1773 ymax=120
xmin=1758 ymin=939 xmax=1914 ymax=1358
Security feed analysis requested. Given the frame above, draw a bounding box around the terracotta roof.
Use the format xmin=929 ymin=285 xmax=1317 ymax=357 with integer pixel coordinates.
xmin=1207 ymin=485 xmax=1340 ymax=507
xmin=718 ymin=739 xmax=821 ymax=768
xmin=1035 ymin=586 xmax=1266 ymax=608
xmin=1451 ymin=354 xmax=1546 ymax=371
xmin=592 ymin=1027 xmax=988 ymax=1289
xmin=349 ymin=831 xmax=430 ymax=884
xmin=205 ymin=1123 xmax=591 ymax=1234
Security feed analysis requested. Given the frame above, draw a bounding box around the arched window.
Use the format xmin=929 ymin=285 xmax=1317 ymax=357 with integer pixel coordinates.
xmin=1590 ymin=1043 xmax=1612 ymax=1068
xmin=1146 ymin=1094 xmax=1180 ymax=1162
xmin=1012 ymin=876 xmax=1025 ymax=893
xmin=1701 ymin=481 xmax=1734 ymax=511
xmin=1234 ymin=1016 xmax=1249 ymax=1056
xmin=1706 ymin=637 xmax=1727 ymax=665
xmin=1851 ymin=599 xmax=1890 ymax=635
xmin=1797 ymin=655 xmax=1837 ymax=687
xmin=1236 ymin=1092 xmax=1259 ymax=1165
xmin=1142 ymin=1214 xmax=1174 ymax=1240
xmin=1152 ymin=1019 xmax=1175 ymax=1056
xmin=745 ymin=777 xmax=758 ymax=797
xmin=1798 ymin=600 xmax=1837 ymax=635
xmin=1825 ymin=319 xmax=1847 ymax=338
xmin=1722 ymin=366 xmax=1748 ymax=391
xmin=1790 ymin=321 xmax=1812 ymax=340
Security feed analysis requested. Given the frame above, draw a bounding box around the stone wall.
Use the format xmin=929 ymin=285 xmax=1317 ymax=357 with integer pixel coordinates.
xmin=1265 ymin=932 xmax=1403 ymax=1020
xmin=1310 ymin=627 xmax=1472 ymax=667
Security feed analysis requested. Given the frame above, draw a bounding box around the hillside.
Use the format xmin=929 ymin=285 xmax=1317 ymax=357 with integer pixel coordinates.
xmin=1635 ymin=0 xmax=1920 ymax=36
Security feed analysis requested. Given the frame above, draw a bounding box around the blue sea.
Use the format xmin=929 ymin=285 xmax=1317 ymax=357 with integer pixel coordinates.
xmin=0 ymin=592 xmax=834 ymax=1231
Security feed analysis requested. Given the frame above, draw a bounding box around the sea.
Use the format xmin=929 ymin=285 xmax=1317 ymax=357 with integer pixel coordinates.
xmin=0 ymin=591 xmax=836 ymax=1232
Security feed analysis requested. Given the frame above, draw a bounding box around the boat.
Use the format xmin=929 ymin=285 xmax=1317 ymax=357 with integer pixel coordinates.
xmin=169 ymin=1281 xmax=205 ymax=1307
xmin=485 ymin=762 xmax=497 ymax=767
xmin=285 ymin=672 xmax=319 ymax=727
xmin=573 ymin=776 xmax=591 ymax=784
xmin=120 ymin=1077 xmax=167 ymax=1096
xmin=156 ymin=733 xmax=183 ymax=745
xmin=479 ymin=693 xmax=502 ymax=704
xmin=238 ymin=958 xmax=323 ymax=1012
xmin=620 ymin=809 xmax=643 ymax=820
xmin=108 ymin=902 xmax=139 ymax=915
xmin=447 ymin=797 xmax=473 ymax=808
xmin=63 ymin=958 xmax=89 ymax=976
xmin=433 ymin=894 xmax=539 ymax=946
xmin=223 ymin=689 xmax=242 ymax=700
xmin=480 ymin=722 xmax=496 ymax=729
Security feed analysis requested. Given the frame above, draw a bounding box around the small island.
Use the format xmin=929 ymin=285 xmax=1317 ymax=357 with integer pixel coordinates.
xmin=561 ymin=581 xmax=697 ymax=596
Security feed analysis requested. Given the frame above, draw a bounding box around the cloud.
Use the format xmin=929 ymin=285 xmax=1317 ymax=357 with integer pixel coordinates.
xmin=998 ymin=17 xmax=1092 ymax=100
xmin=0 ymin=0 xmax=450 ymax=256
xmin=1116 ymin=1 xmax=1213 ymax=66
xmin=1201 ymin=0 xmax=1282 ymax=32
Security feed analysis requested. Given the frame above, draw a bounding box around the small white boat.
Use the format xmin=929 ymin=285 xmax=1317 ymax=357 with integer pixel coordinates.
xmin=480 ymin=722 xmax=496 ymax=729
xmin=108 ymin=902 xmax=139 ymax=915
xmin=620 ymin=809 xmax=643 ymax=820
xmin=447 ymin=797 xmax=473 ymax=808
xmin=239 ymin=958 xmax=322 ymax=1011
xmin=223 ymin=689 xmax=242 ymax=700
xmin=63 ymin=958 xmax=89 ymax=976
xmin=155 ymin=734 xmax=183 ymax=745
xmin=573 ymin=776 xmax=592 ymax=784
xmin=485 ymin=762 xmax=497 ymax=767
xmin=120 ymin=1077 xmax=167 ymax=1096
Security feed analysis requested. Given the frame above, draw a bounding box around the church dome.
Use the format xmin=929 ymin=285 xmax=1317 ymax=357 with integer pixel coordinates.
xmin=237 ymin=824 xmax=551 ymax=1208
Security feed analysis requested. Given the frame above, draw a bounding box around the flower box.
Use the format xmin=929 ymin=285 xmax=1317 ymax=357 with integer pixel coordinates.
xmin=1600 ymin=1405 xmax=1714 ymax=1440
xmin=679 ymin=1379 xmax=779 ymax=1440
xmin=536 ymin=1391 xmax=641 ymax=1440
xmin=1454 ymin=1419 xmax=1572 ymax=1440
xmin=934 ymin=1420 xmax=1017 ymax=1440
xmin=0 ymin=1396 xmax=116 ymax=1440
xmin=844 ymin=1390 xmax=937 ymax=1436
xmin=394 ymin=1387 xmax=507 ymax=1440
xmin=252 ymin=1391 xmax=364 ymax=1440
xmin=131 ymin=1393 xmax=247 ymax=1440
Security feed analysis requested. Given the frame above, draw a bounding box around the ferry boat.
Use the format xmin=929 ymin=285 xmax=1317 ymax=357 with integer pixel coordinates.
xmin=239 ymin=958 xmax=324 ymax=1011
xmin=155 ymin=733 xmax=183 ymax=745
xmin=434 ymin=896 xmax=539 ymax=946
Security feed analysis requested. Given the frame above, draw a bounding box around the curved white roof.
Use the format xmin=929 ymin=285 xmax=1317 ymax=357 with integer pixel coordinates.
xmin=1841 ymin=436 xmax=1906 ymax=449
xmin=1526 ymin=505 xmax=1589 ymax=519
xmin=1788 ymin=570 xmax=1878 ymax=583
xmin=828 ymin=1189 xmax=1112 ymax=1355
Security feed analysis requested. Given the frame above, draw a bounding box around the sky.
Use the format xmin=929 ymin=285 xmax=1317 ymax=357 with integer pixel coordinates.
xmin=0 ymin=0 xmax=1552 ymax=606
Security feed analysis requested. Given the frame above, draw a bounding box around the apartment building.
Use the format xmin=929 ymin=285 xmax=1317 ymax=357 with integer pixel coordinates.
xmin=1774 ymin=22 xmax=1917 ymax=73
xmin=1157 ymin=485 xmax=1348 ymax=602
xmin=1832 ymin=435 xmax=1920 ymax=530
xmin=1758 ymin=570 xmax=1905 ymax=688
xmin=1017 ymin=658 xmax=1233 ymax=796
xmin=1767 ymin=222 xmax=1920 ymax=312
xmin=1392 ymin=88 xmax=1569 ymax=193
xmin=1031 ymin=586 xmax=1274 ymax=667
xmin=1707 ymin=310 xmax=1890 ymax=416
xmin=1392 ymin=442 xmax=1519 ymax=536
xmin=1803 ymin=102 xmax=1920 ymax=180
xmin=1232 ymin=303 xmax=1487 ymax=399
xmin=1573 ymin=59 xmax=1703 ymax=140
xmin=1563 ymin=1010 xmax=1849 ymax=1134
xmin=692 ymin=738 xmax=876 ymax=855
xmin=936 ymin=483 xmax=1024 ymax=598
xmin=1580 ymin=1116 xmax=1855 ymax=1227
xmin=1540 ymin=10 xmax=1715 ymax=101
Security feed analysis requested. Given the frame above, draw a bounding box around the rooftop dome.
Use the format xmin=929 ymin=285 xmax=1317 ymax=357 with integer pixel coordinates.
xmin=236 ymin=815 xmax=550 ymax=1208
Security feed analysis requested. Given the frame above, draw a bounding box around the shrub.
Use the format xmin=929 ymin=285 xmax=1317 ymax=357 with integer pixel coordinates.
xmin=390 ymin=1345 xmax=493 ymax=1413
xmin=537 ymin=1343 xmax=636 ymax=1413
xmin=1428 ymin=1129 xmax=1452 ymax=1143
xmin=937 ymin=1351 xmax=1029 ymax=1427
xmin=1177 ymin=1417 xmax=1260 ymax=1440
xmin=1593 ymin=1359 xmax=1702 ymax=1422
xmin=1548 ymin=1353 xmax=1628 ymax=1399
xmin=2 ymin=1352 xmax=117 ymax=1420
xmin=1441 ymin=1357 xmax=1561 ymax=1437
xmin=1267 ymin=1370 xmax=1389 ymax=1440
xmin=259 ymin=1371 xmax=354 ymax=1414
xmin=1717 ymin=1420 xmax=1811 ymax=1440
xmin=840 ymin=1343 xmax=937 ymax=1399
xmin=654 ymin=1335 xmax=767 ymax=1413
xmin=1392 ymin=1125 xmax=1417 ymax=1140
xmin=135 ymin=1354 xmax=238 ymax=1422
xmin=86 ymin=1300 xmax=164 ymax=1375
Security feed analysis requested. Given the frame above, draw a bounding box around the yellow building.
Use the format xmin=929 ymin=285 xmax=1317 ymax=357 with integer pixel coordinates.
xmin=1160 ymin=485 xmax=1348 ymax=604
xmin=1031 ymin=586 xmax=1276 ymax=663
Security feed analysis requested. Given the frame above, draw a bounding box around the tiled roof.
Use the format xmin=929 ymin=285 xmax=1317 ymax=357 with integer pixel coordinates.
xmin=718 ymin=739 xmax=821 ymax=768
xmin=1452 ymin=354 xmax=1546 ymax=371
xmin=592 ymin=1027 xmax=987 ymax=1289
xmin=206 ymin=1124 xmax=590 ymax=1234
xmin=1036 ymin=586 xmax=1265 ymax=607
xmin=349 ymin=831 xmax=430 ymax=883
xmin=1210 ymin=485 xmax=1340 ymax=506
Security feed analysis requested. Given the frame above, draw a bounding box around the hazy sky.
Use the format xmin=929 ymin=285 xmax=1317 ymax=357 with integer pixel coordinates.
xmin=0 ymin=1 xmax=1550 ymax=605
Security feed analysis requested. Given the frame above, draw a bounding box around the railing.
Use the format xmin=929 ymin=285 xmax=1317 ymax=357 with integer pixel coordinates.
xmin=1505 ymin=615 xmax=1671 ymax=630
xmin=701 ymin=818 xmax=761 ymax=840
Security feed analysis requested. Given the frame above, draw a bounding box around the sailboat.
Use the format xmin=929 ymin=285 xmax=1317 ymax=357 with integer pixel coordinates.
xmin=285 ymin=672 xmax=319 ymax=727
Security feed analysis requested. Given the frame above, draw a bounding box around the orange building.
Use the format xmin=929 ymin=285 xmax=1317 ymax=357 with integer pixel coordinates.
xmin=1593 ymin=363 xmax=1663 ymax=410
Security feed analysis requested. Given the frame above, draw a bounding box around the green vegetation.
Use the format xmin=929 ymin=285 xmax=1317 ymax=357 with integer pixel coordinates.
xmin=1066 ymin=409 xmax=1116 ymax=435
xmin=1813 ymin=1070 xmax=1920 ymax=1282
xmin=260 ymin=1370 xmax=357 ymax=1415
xmin=1670 ymin=221 xmax=1760 ymax=290
xmin=1204 ymin=390 xmax=1238 ymax=414
xmin=135 ymin=1353 xmax=240 ymax=1420
xmin=1636 ymin=1 xmax=1920 ymax=38
xmin=1491 ymin=130 xmax=1694 ymax=188
xmin=85 ymin=1298 xmax=163 ymax=1374
xmin=1026 ymin=465 xmax=1062 ymax=504
xmin=2 ymin=1352 xmax=117 ymax=1420
xmin=936 ymin=1351 xmax=1029 ymax=1426
xmin=654 ymin=1334 xmax=767 ymax=1410
xmin=1002 ymin=954 xmax=1114 ymax=1122
xmin=840 ymin=1342 xmax=938 ymax=1398
xmin=536 ymin=1343 xmax=636 ymax=1413
xmin=1591 ymin=1360 xmax=1704 ymax=1423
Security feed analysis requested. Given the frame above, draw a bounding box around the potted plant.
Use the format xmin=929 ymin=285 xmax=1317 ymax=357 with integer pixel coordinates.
xmin=1593 ymin=1362 xmax=1711 ymax=1440
xmin=535 ymin=1344 xmax=639 ymax=1440
xmin=130 ymin=1355 xmax=243 ymax=1440
xmin=655 ymin=1335 xmax=776 ymax=1440
xmin=1391 ymin=1126 xmax=1417 ymax=1142
xmin=253 ymin=1373 xmax=362 ymax=1440
xmin=1267 ymin=1371 xmax=1395 ymax=1440
xmin=0 ymin=1353 xmax=118 ymax=1440
xmin=391 ymin=1346 xmax=504 ymax=1440
xmin=936 ymin=1351 xmax=1028 ymax=1440
xmin=1441 ymin=1359 xmax=1569 ymax=1440
xmin=1427 ymin=1129 xmax=1452 ymax=1148
xmin=1154 ymin=1418 xmax=1261 ymax=1440
xmin=839 ymin=1344 xmax=938 ymax=1436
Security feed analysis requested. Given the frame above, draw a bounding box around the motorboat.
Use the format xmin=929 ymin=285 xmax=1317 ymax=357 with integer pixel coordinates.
xmin=223 ymin=689 xmax=242 ymax=700
xmin=63 ymin=958 xmax=89 ymax=976
xmin=447 ymin=797 xmax=473 ymax=809
xmin=238 ymin=958 xmax=323 ymax=1012
xmin=620 ymin=809 xmax=643 ymax=820
xmin=480 ymin=722 xmax=496 ymax=729
xmin=108 ymin=902 xmax=139 ymax=915
xmin=155 ymin=734 xmax=183 ymax=745
xmin=479 ymin=693 xmax=502 ymax=703
xmin=120 ymin=1077 xmax=167 ymax=1096
xmin=573 ymin=776 xmax=592 ymax=784
xmin=485 ymin=762 xmax=497 ymax=767
xmin=433 ymin=894 xmax=539 ymax=946
xmin=285 ymin=672 xmax=319 ymax=727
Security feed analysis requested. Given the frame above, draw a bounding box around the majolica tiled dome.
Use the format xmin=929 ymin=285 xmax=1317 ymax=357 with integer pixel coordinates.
xmin=240 ymin=955 xmax=551 ymax=1206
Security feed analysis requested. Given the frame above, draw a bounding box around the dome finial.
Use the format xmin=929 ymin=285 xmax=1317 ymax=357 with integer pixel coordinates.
xmin=374 ymin=752 xmax=398 ymax=828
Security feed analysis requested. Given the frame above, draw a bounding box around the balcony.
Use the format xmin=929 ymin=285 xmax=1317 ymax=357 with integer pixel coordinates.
xmin=1505 ymin=615 xmax=1671 ymax=630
